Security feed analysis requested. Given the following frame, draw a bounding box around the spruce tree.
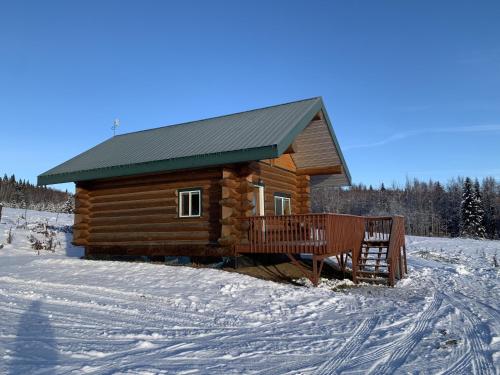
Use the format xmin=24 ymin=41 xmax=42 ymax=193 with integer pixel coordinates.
xmin=61 ymin=196 xmax=74 ymax=214
xmin=461 ymin=177 xmax=476 ymax=237
xmin=473 ymin=179 xmax=486 ymax=238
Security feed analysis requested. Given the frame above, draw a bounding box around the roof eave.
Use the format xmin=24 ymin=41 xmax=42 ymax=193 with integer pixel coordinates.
xmin=37 ymin=145 xmax=279 ymax=185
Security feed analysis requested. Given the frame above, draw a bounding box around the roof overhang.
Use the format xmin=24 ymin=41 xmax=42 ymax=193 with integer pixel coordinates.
xmin=277 ymin=98 xmax=351 ymax=186
xmin=37 ymin=97 xmax=351 ymax=186
xmin=38 ymin=145 xmax=279 ymax=185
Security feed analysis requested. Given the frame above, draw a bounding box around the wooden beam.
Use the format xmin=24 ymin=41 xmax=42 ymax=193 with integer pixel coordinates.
xmin=296 ymin=165 xmax=342 ymax=176
xmin=283 ymin=142 xmax=297 ymax=154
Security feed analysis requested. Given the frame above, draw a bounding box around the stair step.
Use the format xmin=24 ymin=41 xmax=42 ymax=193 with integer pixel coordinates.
xmin=358 ymin=264 xmax=388 ymax=268
xmin=356 ymin=277 xmax=389 ymax=284
xmin=363 ymin=240 xmax=390 ymax=246
xmin=356 ymin=271 xmax=389 ymax=276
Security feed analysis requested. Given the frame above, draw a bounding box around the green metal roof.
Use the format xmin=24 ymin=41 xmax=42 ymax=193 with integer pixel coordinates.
xmin=38 ymin=97 xmax=351 ymax=185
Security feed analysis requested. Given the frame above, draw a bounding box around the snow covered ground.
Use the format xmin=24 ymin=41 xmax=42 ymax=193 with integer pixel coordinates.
xmin=0 ymin=207 xmax=498 ymax=374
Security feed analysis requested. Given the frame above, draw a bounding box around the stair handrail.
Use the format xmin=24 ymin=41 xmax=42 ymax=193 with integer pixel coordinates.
xmin=386 ymin=215 xmax=405 ymax=286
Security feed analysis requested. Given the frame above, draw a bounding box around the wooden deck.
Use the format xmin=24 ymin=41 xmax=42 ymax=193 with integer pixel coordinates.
xmin=235 ymin=213 xmax=407 ymax=286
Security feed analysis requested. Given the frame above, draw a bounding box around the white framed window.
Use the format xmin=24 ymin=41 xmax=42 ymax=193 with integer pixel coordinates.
xmin=274 ymin=193 xmax=291 ymax=215
xmin=179 ymin=189 xmax=201 ymax=217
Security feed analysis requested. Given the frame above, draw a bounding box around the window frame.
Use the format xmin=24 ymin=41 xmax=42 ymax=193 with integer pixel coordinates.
xmin=274 ymin=192 xmax=291 ymax=216
xmin=178 ymin=188 xmax=202 ymax=218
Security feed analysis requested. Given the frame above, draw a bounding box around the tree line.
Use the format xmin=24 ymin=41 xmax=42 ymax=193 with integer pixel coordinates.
xmin=312 ymin=176 xmax=499 ymax=239
xmin=0 ymin=174 xmax=73 ymax=213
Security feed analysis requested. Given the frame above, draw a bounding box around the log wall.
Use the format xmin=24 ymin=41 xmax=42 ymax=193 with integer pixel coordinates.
xmin=72 ymin=161 xmax=312 ymax=257
xmin=74 ymin=168 xmax=222 ymax=255
xmin=249 ymin=161 xmax=310 ymax=215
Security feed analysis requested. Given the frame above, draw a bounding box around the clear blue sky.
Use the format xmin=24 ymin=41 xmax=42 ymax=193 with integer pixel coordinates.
xmin=1 ymin=1 xmax=499 ymax=193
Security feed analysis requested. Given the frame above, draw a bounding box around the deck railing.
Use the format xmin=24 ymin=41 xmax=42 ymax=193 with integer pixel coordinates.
xmin=386 ymin=215 xmax=406 ymax=285
xmin=364 ymin=216 xmax=393 ymax=242
xmin=237 ymin=213 xmax=365 ymax=256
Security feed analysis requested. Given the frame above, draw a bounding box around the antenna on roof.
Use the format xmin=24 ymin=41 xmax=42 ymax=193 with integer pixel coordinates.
xmin=112 ymin=118 xmax=120 ymax=136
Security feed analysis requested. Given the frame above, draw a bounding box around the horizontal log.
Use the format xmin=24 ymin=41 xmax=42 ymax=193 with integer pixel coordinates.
xmin=85 ymin=243 xmax=232 ymax=257
xmin=90 ymin=221 xmax=211 ymax=233
xmin=218 ymin=235 xmax=238 ymax=247
xmin=73 ymin=223 xmax=88 ymax=230
xmin=90 ymin=214 xmax=175 ymax=226
xmin=240 ymin=200 xmax=254 ymax=211
xmin=220 ymin=198 xmax=238 ymax=208
xmin=90 ymin=206 xmax=177 ymax=218
xmin=298 ymin=187 xmax=311 ymax=194
xmin=86 ymin=240 xmax=214 ymax=247
xmin=88 ymin=179 xmax=218 ymax=197
xmin=222 ymin=187 xmax=240 ymax=200
xmin=90 ymin=189 xmax=174 ymax=204
xmin=257 ymin=169 xmax=297 ymax=187
xmin=236 ymin=221 xmax=250 ymax=232
xmin=89 ymin=231 xmax=211 ymax=242
xmin=91 ymin=197 xmax=176 ymax=212
xmin=87 ymin=169 xmax=221 ymax=190
xmin=219 ymin=178 xmax=240 ymax=189
xmin=296 ymin=165 xmax=342 ymax=176
xmin=220 ymin=217 xmax=238 ymax=226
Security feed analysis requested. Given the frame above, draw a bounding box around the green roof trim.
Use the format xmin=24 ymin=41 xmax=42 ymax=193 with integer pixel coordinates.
xmin=38 ymin=97 xmax=351 ymax=185
xmin=38 ymin=145 xmax=279 ymax=185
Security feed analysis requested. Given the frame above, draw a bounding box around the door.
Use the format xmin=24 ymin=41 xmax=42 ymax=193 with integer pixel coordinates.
xmin=252 ymin=184 xmax=266 ymax=240
xmin=252 ymin=184 xmax=265 ymax=216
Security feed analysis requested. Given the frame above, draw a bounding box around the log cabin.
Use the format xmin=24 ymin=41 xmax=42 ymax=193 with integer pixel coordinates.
xmin=38 ymin=97 xmax=407 ymax=286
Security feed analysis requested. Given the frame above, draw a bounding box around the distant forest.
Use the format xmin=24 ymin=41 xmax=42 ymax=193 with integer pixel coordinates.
xmin=0 ymin=174 xmax=72 ymax=212
xmin=312 ymin=176 xmax=500 ymax=239
xmin=2 ymin=172 xmax=499 ymax=239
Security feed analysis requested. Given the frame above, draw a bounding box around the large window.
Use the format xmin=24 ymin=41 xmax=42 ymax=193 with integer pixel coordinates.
xmin=179 ymin=189 xmax=201 ymax=217
xmin=274 ymin=193 xmax=291 ymax=215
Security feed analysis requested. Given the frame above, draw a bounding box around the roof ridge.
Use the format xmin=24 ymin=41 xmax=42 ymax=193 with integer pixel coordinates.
xmin=115 ymin=96 xmax=322 ymax=137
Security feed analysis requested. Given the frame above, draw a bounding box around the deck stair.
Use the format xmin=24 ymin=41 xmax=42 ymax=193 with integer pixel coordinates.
xmin=353 ymin=216 xmax=407 ymax=286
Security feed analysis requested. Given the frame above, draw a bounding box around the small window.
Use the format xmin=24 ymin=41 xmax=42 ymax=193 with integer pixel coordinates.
xmin=274 ymin=193 xmax=291 ymax=215
xmin=179 ymin=189 xmax=201 ymax=217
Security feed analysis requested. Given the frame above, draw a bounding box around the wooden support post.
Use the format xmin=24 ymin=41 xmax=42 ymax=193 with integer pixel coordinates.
xmin=312 ymin=255 xmax=318 ymax=285
xmin=352 ymin=247 xmax=359 ymax=284
xmin=403 ymin=245 xmax=408 ymax=274
xmin=296 ymin=175 xmax=311 ymax=214
xmin=398 ymin=247 xmax=403 ymax=280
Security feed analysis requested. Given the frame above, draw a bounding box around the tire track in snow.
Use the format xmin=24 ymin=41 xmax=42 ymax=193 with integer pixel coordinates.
xmin=315 ymin=316 xmax=379 ymax=375
xmin=440 ymin=351 xmax=473 ymax=375
xmin=454 ymin=290 xmax=500 ymax=331
xmin=441 ymin=292 xmax=496 ymax=375
xmin=1 ymin=276 xmax=355 ymax=375
xmin=256 ymin=316 xmax=379 ymax=375
xmin=0 ymin=276 xmax=242 ymax=328
xmin=367 ymin=292 xmax=444 ymax=375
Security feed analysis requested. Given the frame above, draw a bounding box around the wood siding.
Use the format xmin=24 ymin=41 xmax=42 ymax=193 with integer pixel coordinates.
xmin=249 ymin=161 xmax=310 ymax=215
xmin=262 ymin=154 xmax=297 ymax=172
xmin=74 ymin=168 xmax=222 ymax=254
xmin=73 ymin=161 xmax=312 ymax=257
